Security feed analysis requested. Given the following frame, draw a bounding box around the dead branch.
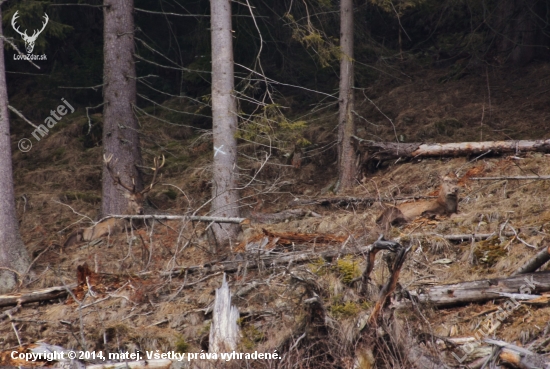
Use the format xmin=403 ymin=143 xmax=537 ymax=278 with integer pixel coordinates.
xmin=410 ymin=232 xmax=516 ymax=242
xmin=366 ymin=237 xmax=411 ymax=324
xmin=484 ymin=338 xmax=550 ymax=369
xmin=289 ymin=195 xmax=436 ymax=207
xmin=162 ymin=241 xmax=367 ymax=278
xmin=472 ymin=176 xmax=550 ymax=180
xmin=513 ymin=244 xmax=550 ymax=275
xmin=359 ymin=235 xmax=402 ymax=288
xmin=100 ymin=214 xmax=246 ymax=224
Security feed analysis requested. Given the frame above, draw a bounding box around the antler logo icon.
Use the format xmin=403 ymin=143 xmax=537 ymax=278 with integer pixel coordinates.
xmin=11 ymin=11 xmax=49 ymax=54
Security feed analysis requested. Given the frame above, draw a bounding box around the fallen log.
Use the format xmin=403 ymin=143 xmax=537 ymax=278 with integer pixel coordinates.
xmin=409 ymin=271 xmax=550 ymax=307
xmin=409 ymin=232 xmax=515 ymax=242
xmin=352 ymin=136 xmax=550 ymax=161
xmin=513 ymin=244 xmax=550 ymax=275
xmin=0 ymin=284 xmax=77 ymax=308
xmin=289 ymin=195 xmax=436 ymax=207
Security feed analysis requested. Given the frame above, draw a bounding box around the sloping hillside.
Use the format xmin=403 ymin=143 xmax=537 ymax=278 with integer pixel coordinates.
xmin=2 ymin=62 xmax=550 ymax=368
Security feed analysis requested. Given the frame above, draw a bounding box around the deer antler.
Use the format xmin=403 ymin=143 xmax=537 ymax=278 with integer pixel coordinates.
xmin=103 ymin=154 xmax=136 ymax=193
xmin=140 ymin=155 xmax=165 ymax=195
xmin=11 ymin=11 xmax=27 ymax=38
xmin=30 ymin=13 xmax=49 ymax=39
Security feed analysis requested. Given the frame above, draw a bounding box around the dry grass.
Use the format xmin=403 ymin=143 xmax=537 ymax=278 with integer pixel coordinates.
xmin=3 ymin=63 xmax=550 ymax=368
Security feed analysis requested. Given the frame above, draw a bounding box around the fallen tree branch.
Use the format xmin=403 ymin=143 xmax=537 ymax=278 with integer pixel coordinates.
xmin=472 ymin=176 xmax=550 ymax=180
xmin=409 ymin=232 xmax=515 ymax=242
xmin=162 ymin=241 xmax=368 ymax=277
xmin=513 ymin=244 xmax=550 ymax=275
xmin=101 ymin=214 xmax=246 ymax=224
xmin=289 ymin=195 xmax=436 ymax=207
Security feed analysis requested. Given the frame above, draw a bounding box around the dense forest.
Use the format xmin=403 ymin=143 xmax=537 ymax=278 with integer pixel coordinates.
xmin=1 ymin=0 xmax=550 ymax=368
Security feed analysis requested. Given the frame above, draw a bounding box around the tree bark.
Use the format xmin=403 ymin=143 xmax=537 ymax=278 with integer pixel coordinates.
xmin=336 ymin=0 xmax=357 ymax=192
xmin=210 ymin=0 xmax=240 ymax=247
xmin=353 ymin=136 xmax=550 ymax=162
xmin=101 ymin=0 xmax=143 ymax=217
xmin=0 ymin=5 xmax=30 ymax=294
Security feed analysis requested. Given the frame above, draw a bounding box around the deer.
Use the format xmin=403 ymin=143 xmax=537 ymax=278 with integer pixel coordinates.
xmin=376 ymin=172 xmax=459 ymax=230
xmin=11 ymin=11 xmax=49 ymax=54
xmin=63 ymin=154 xmax=165 ymax=247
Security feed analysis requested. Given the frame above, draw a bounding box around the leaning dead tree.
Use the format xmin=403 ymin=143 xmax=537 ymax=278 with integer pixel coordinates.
xmin=353 ymin=136 xmax=550 ymax=163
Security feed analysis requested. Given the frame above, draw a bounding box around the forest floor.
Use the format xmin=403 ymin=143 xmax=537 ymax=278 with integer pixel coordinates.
xmin=1 ymin=60 xmax=550 ymax=368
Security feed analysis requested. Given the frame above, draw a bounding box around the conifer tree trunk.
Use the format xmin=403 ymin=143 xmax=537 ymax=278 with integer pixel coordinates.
xmin=337 ymin=0 xmax=357 ymax=192
xmin=209 ymin=0 xmax=240 ymax=247
xmin=101 ymin=0 xmax=143 ymax=216
xmin=0 ymin=5 xmax=30 ymax=293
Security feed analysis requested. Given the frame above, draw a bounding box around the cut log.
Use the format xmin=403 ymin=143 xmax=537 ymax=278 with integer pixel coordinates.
xmin=409 ymin=271 xmax=550 ymax=307
xmin=352 ymin=136 xmax=550 ymax=161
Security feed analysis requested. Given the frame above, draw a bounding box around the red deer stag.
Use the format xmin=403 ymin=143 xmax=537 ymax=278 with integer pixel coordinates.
xmin=376 ymin=172 xmax=459 ymax=229
xmin=63 ymin=154 xmax=165 ymax=247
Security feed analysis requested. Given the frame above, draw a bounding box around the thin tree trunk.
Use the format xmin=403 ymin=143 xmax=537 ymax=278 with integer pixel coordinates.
xmin=210 ymin=0 xmax=240 ymax=247
xmin=337 ymin=0 xmax=357 ymax=192
xmin=102 ymin=0 xmax=143 ymax=217
xmin=495 ymin=0 xmax=538 ymax=66
xmin=0 ymin=5 xmax=30 ymax=293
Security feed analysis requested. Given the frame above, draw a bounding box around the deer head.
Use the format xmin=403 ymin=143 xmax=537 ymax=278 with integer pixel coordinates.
xmin=440 ymin=172 xmax=459 ymax=197
xmin=439 ymin=172 xmax=459 ymax=212
xmin=11 ymin=11 xmax=49 ymax=54
xmin=103 ymin=154 xmax=165 ymax=214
